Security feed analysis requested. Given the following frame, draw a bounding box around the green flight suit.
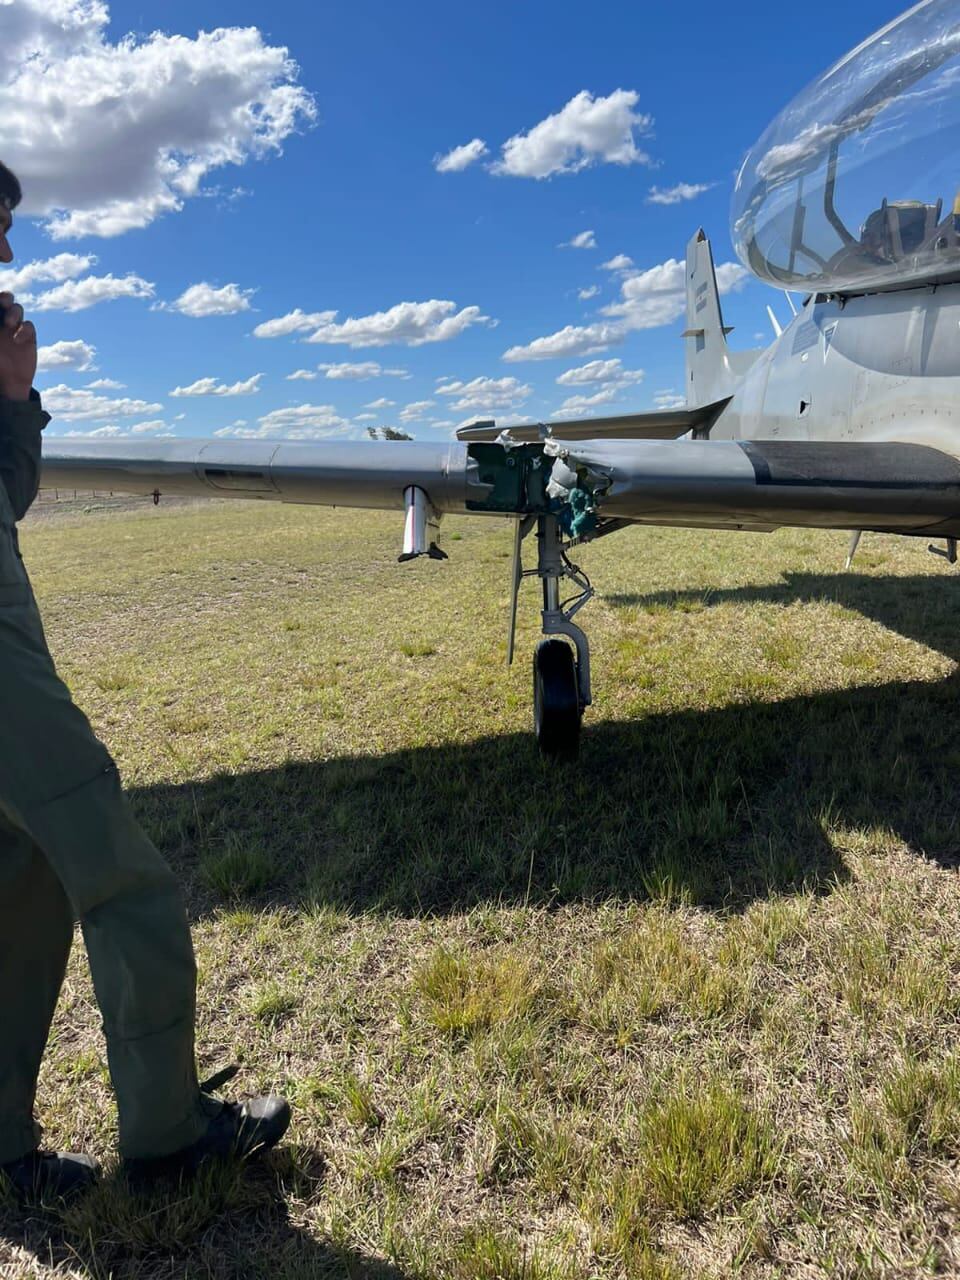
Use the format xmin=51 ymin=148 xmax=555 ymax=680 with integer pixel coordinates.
xmin=0 ymin=394 xmax=211 ymax=1163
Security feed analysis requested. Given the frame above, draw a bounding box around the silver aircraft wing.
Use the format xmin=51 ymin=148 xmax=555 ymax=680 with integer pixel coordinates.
xmin=546 ymin=437 xmax=960 ymax=536
xmin=41 ymin=432 xmax=960 ymax=538
xmin=39 ymin=436 xmax=489 ymax=560
xmin=41 ymin=437 xmax=476 ymax=511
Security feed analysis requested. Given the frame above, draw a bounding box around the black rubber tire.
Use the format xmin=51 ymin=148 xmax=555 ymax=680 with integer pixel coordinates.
xmin=533 ymin=639 xmax=581 ymax=760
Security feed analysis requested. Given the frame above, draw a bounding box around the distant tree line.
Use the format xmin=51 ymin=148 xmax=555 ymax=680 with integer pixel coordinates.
xmin=366 ymin=427 xmax=413 ymax=441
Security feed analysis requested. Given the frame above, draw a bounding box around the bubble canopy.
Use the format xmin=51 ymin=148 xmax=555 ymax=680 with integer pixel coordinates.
xmin=732 ymin=1 xmax=960 ymax=293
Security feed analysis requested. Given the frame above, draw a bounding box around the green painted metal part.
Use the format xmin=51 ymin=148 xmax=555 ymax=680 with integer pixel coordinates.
xmin=466 ymin=443 xmax=551 ymax=514
xmin=562 ymin=485 xmax=599 ymax=539
xmin=466 ymin=441 xmax=601 ymax=539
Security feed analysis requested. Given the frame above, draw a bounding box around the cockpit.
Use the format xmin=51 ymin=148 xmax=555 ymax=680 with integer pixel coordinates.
xmin=732 ymin=0 xmax=960 ymax=293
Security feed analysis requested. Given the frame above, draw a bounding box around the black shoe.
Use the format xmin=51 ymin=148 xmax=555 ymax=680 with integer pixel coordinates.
xmin=0 ymin=1150 xmax=100 ymax=1202
xmin=123 ymin=1094 xmax=291 ymax=1188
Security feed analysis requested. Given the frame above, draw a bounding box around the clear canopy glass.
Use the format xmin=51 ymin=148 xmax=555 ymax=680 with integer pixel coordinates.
xmin=732 ymin=0 xmax=960 ymax=293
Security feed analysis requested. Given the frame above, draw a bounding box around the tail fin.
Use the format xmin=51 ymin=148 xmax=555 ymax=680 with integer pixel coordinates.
xmin=683 ymin=229 xmax=746 ymax=408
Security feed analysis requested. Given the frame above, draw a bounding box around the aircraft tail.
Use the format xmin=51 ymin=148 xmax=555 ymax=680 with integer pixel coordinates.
xmin=683 ymin=229 xmax=750 ymax=409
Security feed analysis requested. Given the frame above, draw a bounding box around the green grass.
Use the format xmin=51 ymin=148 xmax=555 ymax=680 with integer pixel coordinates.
xmin=199 ymin=834 xmax=274 ymax=898
xmin=5 ymin=496 xmax=960 ymax=1277
xmin=415 ymin=946 xmax=546 ymax=1037
xmin=631 ymin=1076 xmax=780 ymax=1218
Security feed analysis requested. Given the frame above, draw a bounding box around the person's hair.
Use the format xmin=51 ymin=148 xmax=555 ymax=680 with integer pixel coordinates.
xmin=0 ymin=161 xmax=21 ymax=211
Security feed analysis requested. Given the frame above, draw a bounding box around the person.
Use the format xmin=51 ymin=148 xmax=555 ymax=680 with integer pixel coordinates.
xmin=0 ymin=160 xmax=290 ymax=1201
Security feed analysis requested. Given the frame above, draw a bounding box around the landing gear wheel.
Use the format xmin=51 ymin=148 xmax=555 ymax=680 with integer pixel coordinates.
xmin=533 ymin=639 xmax=581 ymax=760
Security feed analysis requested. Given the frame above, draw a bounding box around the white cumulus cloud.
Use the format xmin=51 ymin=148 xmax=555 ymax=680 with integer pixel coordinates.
xmin=654 ymin=390 xmax=686 ymax=409
xmin=398 ymin=400 xmax=435 ymax=423
xmin=58 ymin=418 xmax=174 ymax=439
xmin=503 ymin=322 xmax=622 ymax=362
xmin=646 ymin=182 xmax=715 ymax=205
xmin=215 ymin=403 xmax=352 ymax=439
xmin=578 ymin=285 xmax=600 ymax=300
xmin=436 ymin=375 xmax=532 ymax=412
xmin=36 ymin=338 xmax=96 ymax=372
xmin=0 ymin=1 xmax=108 ymax=85
xmin=3 ymin=3 xmax=317 ymax=238
xmin=23 ymin=273 xmax=155 ymax=312
xmin=492 ymin=90 xmax=652 ymax=179
xmin=286 ymin=368 xmax=318 ymax=381
xmin=304 ymin=300 xmax=492 ymax=348
xmin=552 ymin=387 xmax=622 ymax=417
xmin=60 ymin=425 xmax=124 ymax=438
xmin=85 ymin=377 xmax=124 ymax=389
xmin=170 ymin=374 xmax=263 ymax=397
xmin=504 ymin=255 xmax=747 ymax=360
xmin=42 ymin=383 xmax=163 ymax=421
xmin=434 ymin=138 xmax=488 ymax=173
xmin=0 ymin=253 xmax=96 ymax=294
xmin=556 ymin=358 xmax=642 ymax=387
xmin=602 ymin=258 xmax=748 ymax=329
xmin=563 ymin=230 xmax=597 ymax=250
xmin=364 ymin=397 xmax=395 ymax=409
xmin=165 ymin=282 xmax=255 ymax=318
xmin=601 ymin=254 xmax=634 ymax=271
xmin=317 ymin=361 xmax=410 ymax=379
xmin=253 ymin=309 xmax=337 ymax=339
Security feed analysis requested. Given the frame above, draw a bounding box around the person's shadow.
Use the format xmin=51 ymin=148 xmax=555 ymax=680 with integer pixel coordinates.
xmin=1 ymin=1148 xmax=407 ymax=1278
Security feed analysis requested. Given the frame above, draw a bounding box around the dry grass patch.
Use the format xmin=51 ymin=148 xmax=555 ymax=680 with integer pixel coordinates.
xmin=577 ymin=909 xmax=754 ymax=1039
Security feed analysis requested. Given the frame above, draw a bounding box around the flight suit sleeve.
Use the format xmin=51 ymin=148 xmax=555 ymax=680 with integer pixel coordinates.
xmin=0 ymin=390 xmax=50 ymax=521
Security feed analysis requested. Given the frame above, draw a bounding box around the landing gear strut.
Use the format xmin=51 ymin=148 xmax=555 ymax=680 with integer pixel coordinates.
xmin=510 ymin=514 xmax=593 ymax=759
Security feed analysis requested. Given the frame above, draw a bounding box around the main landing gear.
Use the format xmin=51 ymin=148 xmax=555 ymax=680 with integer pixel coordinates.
xmin=401 ymin=482 xmax=596 ymax=758
xmin=510 ymin=514 xmax=593 ymax=760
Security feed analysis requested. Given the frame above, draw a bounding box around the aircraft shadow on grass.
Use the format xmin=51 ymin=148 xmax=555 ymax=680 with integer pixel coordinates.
xmin=128 ymin=573 xmax=960 ymax=919
xmin=606 ymin=570 xmax=960 ymax=663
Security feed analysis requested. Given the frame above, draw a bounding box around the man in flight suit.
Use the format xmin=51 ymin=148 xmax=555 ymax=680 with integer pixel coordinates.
xmin=0 ymin=162 xmax=290 ymax=1199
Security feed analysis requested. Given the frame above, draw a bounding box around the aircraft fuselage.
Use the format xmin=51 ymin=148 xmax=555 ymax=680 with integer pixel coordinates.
xmin=714 ymin=283 xmax=960 ymax=459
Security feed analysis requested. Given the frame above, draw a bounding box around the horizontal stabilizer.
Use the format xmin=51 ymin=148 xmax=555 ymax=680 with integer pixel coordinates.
xmin=456 ymin=401 xmax=728 ymax=444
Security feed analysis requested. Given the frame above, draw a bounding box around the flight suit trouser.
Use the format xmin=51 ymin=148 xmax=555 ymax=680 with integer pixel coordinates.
xmin=0 ymin=491 xmax=211 ymax=1163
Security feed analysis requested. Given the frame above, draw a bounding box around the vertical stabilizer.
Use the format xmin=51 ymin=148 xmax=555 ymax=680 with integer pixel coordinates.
xmin=683 ymin=229 xmax=738 ymax=408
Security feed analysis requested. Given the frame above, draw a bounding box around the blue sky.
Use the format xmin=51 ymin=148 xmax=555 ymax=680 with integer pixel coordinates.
xmin=1 ymin=0 xmax=910 ymax=441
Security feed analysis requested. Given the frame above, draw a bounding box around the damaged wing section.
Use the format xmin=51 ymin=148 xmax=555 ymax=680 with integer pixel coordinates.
xmin=542 ymin=438 xmax=960 ymax=537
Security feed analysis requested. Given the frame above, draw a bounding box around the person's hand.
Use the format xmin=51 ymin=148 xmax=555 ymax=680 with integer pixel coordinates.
xmin=0 ymin=293 xmax=36 ymax=402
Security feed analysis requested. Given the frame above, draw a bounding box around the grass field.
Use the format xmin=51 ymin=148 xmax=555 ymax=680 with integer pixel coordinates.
xmin=4 ymin=494 xmax=960 ymax=1278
